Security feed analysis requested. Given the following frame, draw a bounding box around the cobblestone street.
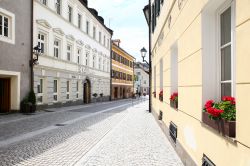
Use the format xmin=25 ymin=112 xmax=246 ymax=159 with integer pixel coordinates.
xmin=0 ymin=99 xmax=183 ymax=166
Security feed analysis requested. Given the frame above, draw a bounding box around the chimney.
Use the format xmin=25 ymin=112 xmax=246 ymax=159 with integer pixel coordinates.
xmin=112 ymin=39 xmax=121 ymax=47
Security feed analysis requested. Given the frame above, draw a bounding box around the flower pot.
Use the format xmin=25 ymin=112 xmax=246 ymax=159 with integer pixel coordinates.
xmin=220 ymin=119 xmax=236 ymax=138
xmin=170 ymin=100 xmax=178 ymax=109
xmin=21 ymin=103 xmax=36 ymax=113
xmin=154 ymin=94 xmax=156 ymax=98
xmin=202 ymin=112 xmax=220 ymax=132
xmin=159 ymin=95 xmax=163 ymax=102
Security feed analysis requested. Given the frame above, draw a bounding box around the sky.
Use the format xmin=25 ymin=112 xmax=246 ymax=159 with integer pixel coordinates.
xmin=88 ymin=0 xmax=149 ymax=62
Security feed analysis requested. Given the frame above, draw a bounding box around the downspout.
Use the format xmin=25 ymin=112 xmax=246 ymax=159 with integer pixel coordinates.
xmin=31 ymin=0 xmax=34 ymax=92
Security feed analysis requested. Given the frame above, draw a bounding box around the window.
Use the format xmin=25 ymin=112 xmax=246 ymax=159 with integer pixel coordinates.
xmin=85 ymin=53 xmax=88 ymax=66
xmin=40 ymin=0 xmax=47 ymax=5
xmin=86 ymin=21 xmax=89 ymax=34
xmin=99 ymin=31 xmax=101 ymax=43
xmin=53 ymin=80 xmax=58 ymax=101
xmin=66 ymin=80 xmax=70 ymax=99
xmin=98 ymin=57 xmax=101 ymax=69
xmin=68 ymin=6 xmax=72 ymax=23
xmin=93 ymin=56 xmax=95 ymax=68
xmin=160 ymin=59 xmax=163 ymax=89
xmin=0 ymin=9 xmax=14 ymax=44
xmin=93 ymin=26 xmax=96 ymax=39
xmin=38 ymin=33 xmax=46 ymax=54
xmin=54 ymin=40 xmax=60 ymax=58
xmin=76 ymin=81 xmax=79 ymax=99
xmin=107 ymin=39 xmax=109 ymax=48
xmin=104 ymin=35 xmax=106 ymax=46
xmin=171 ymin=44 xmax=178 ymax=93
xmin=67 ymin=44 xmax=72 ymax=61
xmin=55 ymin=0 xmax=61 ymax=15
xmin=78 ymin=14 xmax=82 ymax=28
xmin=220 ymin=6 xmax=232 ymax=98
xmin=37 ymin=79 xmax=43 ymax=103
xmin=77 ymin=49 xmax=81 ymax=64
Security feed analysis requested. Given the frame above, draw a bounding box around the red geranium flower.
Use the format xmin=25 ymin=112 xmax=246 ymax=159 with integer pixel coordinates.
xmin=170 ymin=92 xmax=178 ymax=101
xmin=207 ymin=107 xmax=224 ymax=117
xmin=222 ymin=96 xmax=236 ymax=105
xmin=205 ymin=100 xmax=214 ymax=109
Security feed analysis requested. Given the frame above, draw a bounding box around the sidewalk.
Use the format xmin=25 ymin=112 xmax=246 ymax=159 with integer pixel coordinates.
xmin=76 ymin=102 xmax=183 ymax=166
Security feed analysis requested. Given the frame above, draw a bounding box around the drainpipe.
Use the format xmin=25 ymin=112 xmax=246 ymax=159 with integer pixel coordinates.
xmin=30 ymin=0 xmax=34 ymax=92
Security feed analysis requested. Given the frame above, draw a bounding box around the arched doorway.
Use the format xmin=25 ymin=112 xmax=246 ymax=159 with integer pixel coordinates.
xmin=83 ymin=79 xmax=91 ymax=104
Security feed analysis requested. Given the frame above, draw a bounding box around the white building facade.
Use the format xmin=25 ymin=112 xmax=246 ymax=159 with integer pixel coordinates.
xmin=134 ymin=63 xmax=149 ymax=95
xmin=33 ymin=0 xmax=112 ymax=109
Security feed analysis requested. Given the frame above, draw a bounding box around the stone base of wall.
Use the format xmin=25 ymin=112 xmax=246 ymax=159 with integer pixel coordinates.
xmin=37 ymin=96 xmax=111 ymax=111
xmin=151 ymin=109 xmax=197 ymax=166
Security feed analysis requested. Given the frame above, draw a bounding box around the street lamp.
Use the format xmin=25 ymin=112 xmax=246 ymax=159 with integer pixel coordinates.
xmin=140 ymin=47 xmax=149 ymax=66
xmin=31 ymin=45 xmax=42 ymax=66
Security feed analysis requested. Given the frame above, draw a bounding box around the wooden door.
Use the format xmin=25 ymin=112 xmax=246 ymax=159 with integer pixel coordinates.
xmin=0 ymin=78 xmax=11 ymax=113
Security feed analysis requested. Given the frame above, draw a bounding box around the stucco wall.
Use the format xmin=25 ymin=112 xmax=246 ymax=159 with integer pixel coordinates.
xmin=0 ymin=0 xmax=32 ymax=103
xmin=151 ymin=0 xmax=250 ymax=165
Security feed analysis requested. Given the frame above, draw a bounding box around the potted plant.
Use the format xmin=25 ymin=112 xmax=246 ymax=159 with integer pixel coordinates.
xmin=99 ymin=93 xmax=103 ymax=102
xmin=152 ymin=91 xmax=156 ymax=98
xmin=21 ymin=90 xmax=36 ymax=113
xmin=159 ymin=90 xmax=163 ymax=102
xmin=92 ymin=93 xmax=98 ymax=103
xmin=202 ymin=96 xmax=236 ymax=137
xmin=170 ymin=92 xmax=178 ymax=109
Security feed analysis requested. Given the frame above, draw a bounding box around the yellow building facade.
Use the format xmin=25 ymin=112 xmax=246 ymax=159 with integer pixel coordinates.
xmin=111 ymin=41 xmax=135 ymax=100
xmin=150 ymin=0 xmax=250 ymax=165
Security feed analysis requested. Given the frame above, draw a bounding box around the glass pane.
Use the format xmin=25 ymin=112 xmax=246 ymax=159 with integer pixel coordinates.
xmin=221 ymin=7 xmax=231 ymax=46
xmin=41 ymin=43 xmax=44 ymax=53
xmin=54 ymin=80 xmax=57 ymax=92
xmin=37 ymin=96 xmax=43 ymax=103
xmin=4 ymin=27 xmax=8 ymax=37
xmin=4 ymin=17 xmax=8 ymax=27
xmin=221 ymin=45 xmax=231 ymax=81
xmin=0 ymin=15 xmax=2 ymax=35
xmin=221 ymin=83 xmax=231 ymax=98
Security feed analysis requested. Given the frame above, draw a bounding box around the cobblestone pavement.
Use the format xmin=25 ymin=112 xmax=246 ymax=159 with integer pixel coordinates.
xmin=0 ymin=99 xmax=140 ymax=166
xmin=75 ymin=102 xmax=184 ymax=166
xmin=0 ymin=98 xmax=183 ymax=166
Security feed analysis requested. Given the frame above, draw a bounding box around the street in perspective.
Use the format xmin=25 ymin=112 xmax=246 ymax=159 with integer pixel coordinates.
xmin=1 ymin=0 xmax=250 ymax=166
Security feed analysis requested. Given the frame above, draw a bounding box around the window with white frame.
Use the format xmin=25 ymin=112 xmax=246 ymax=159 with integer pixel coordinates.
xmin=77 ymin=48 xmax=81 ymax=64
xmin=55 ymin=0 xmax=61 ymax=15
xmin=103 ymin=59 xmax=106 ymax=71
xmin=159 ymin=58 xmax=163 ymax=90
xmin=104 ymin=35 xmax=106 ymax=46
xmin=99 ymin=31 xmax=101 ymax=43
xmin=202 ymin=1 xmax=235 ymax=102
xmin=54 ymin=39 xmax=60 ymax=58
xmin=85 ymin=52 xmax=89 ymax=66
xmin=99 ymin=57 xmax=101 ymax=70
xmin=67 ymin=44 xmax=72 ymax=61
xmin=93 ymin=26 xmax=96 ymax=39
xmin=66 ymin=80 xmax=70 ymax=99
xmin=76 ymin=81 xmax=79 ymax=99
xmin=40 ymin=0 xmax=47 ymax=5
xmin=0 ymin=9 xmax=14 ymax=44
xmin=68 ymin=5 xmax=72 ymax=23
xmin=78 ymin=14 xmax=82 ymax=29
xmin=37 ymin=78 xmax=43 ymax=103
xmin=38 ymin=33 xmax=46 ymax=54
xmin=93 ymin=55 xmax=96 ymax=68
xmin=219 ymin=6 xmax=233 ymax=98
xmin=86 ymin=21 xmax=89 ymax=34
xmin=171 ymin=43 xmax=178 ymax=93
xmin=53 ymin=80 xmax=58 ymax=101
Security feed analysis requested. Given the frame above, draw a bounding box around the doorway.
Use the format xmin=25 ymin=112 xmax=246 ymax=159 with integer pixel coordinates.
xmin=83 ymin=79 xmax=91 ymax=104
xmin=0 ymin=78 xmax=11 ymax=113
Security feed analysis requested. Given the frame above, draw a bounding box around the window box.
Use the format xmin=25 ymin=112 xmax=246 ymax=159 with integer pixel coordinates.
xmin=202 ymin=97 xmax=236 ymax=138
xmin=221 ymin=119 xmax=236 ymax=138
xmin=159 ymin=90 xmax=163 ymax=102
xmin=202 ymin=112 xmax=221 ymax=132
xmin=170 ymin=100 xmax=178 ymax=109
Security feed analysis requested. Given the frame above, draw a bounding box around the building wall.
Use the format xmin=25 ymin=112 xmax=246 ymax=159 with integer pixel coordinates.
xmin=33 ymin=0 xmax=111 ymax=108
xmin=111 ymin=43 xmax=134 ymax=99
xmin=134 ymin=66 xmax=149 ymax=95
xmin=0 ymin=0 xmax=32 ymax=111
xmin=151 ymin=0 xmax=250 ymax=165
